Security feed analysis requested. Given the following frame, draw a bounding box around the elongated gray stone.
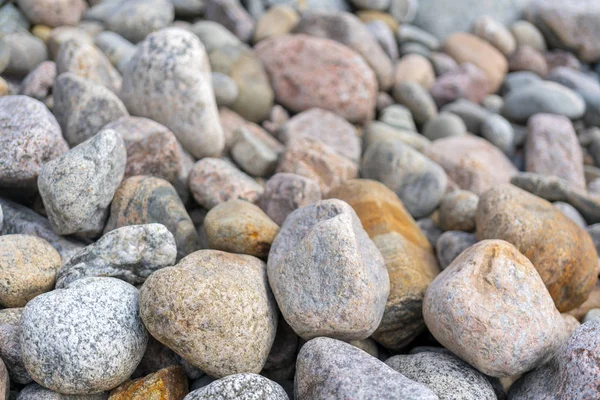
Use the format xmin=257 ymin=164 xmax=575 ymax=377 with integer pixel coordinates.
xmin=185 ymin=374 xmax=288 ymax=400
xmin=56 ymin=224 xmax=177 ymax=288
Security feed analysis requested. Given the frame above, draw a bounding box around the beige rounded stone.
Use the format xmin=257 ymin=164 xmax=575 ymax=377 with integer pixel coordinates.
xmin=204 ymin=200 xmax=279 ymax=259
xmin=394 ymin=54 xmax=435 ymax=89
xmin=139 ymin=250 xmax=278 ymax=378
xmin=0 ymin=235 xmax=61 ymax=307
xmin=473 ymin=15 xmax=516 ymax=56
xmin=254 ymin=5 xmax=300 ymax=43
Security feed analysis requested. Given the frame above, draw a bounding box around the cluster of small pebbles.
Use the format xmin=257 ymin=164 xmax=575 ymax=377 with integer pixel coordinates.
xmin=2 ymin=0 xmax=600 ymax=399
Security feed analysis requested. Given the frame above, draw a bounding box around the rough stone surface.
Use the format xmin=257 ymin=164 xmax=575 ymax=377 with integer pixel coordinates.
xmin=0 ymin=198 xmax=84 ymax=262
xmin=103 ymin=116 xmax=194 ymax=200
xmin=280 ymin=108 xmax=360 ymax=163
xmin=56 ymin=224 xmax=176 ymax=289
xmin=0 ymin=308 xmax=30 ymax=385
xmin=502 ymin=81 xmax=585 ymax=123
xmin=19 ymin=61 xmax=57 ymax=100
xmin=56 ymin=38 xmax=122 ymax=93
xmin=267 ymin=199 xmax=389 ymax=340
xmin=17 ymin=0 xmax=87 ymax=27
xmin=327 ymin=179 xmax=440 ymax=351
xmin=21 ymin=278 xmax=148 ymax=394
xmin=0 ymin=96 xmax=68 ymax=190
xmin=0 ymin=357 xmax=7 ymax=399
xmin=443 ymin=32 xmax=508 ymax=92
xmin=477 ymin=184 xmax=598 ymax=312
xmin=386 ymin=352 xmax=498 ymax=399
xmin=189 ymin=158 xmax=264 ymax=210
xmin=204 ymin=200 xmax=279 ymax=258
xmin=105 ymin=176 xmax=199 ymax=260
xmin=0 ymin=235 xmax=61 ymax=308
xmin=438 ymin=190 xmax=479 ymax=232
xmin=54 ymin=73 xmax=128 ymax=146
xmin=140 ymin=250 xmax=278 ymax=378
xmin=295 ymin=337 xmax=438 ymax=400
xmin=294 ymin=11 xmax=393 ymax=90
xmin=526 ymin=113 xmax=585 ymax=189
xmin=17 ymin=383 xmax=109 ymax=399
xmin=424 ymin=240 xmax=569 ymax=377
xmin=435 ymin=231 xmax=478 ymax=269
xmin=259 ymin=173 xmax=322 ymax=226
xmin=185 ymin=374 xmax=288 ymax=400
xmin=425 ymin=135 xmax=518 ymax=195
xmin=430 ymin=63 xmax=490 ymax=107
xmin=108 ymin=365 xmax=188 ymax=400
xmin=277 ymin=137 xmax=358 ymax=193
xmin=392 ymin=81 xmax=438 ymax=124
xmin=509 ymin=317 xmax=600 ymax=399
xmin=120 ymin=28 xmax=224 ymax=159
xmin=362 ymin=139 xmax=448 ymax=218
xmin=255 ymin=34 xmax=377 ymax=123
xmin=526 ymin=0 xmax=600 ymax=62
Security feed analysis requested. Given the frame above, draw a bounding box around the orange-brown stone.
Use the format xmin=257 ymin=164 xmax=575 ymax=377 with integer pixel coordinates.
xmin=108 ymin=366 xmax=188 ymax=400
xmin=327 ymin=179 xmax=440 ymax=350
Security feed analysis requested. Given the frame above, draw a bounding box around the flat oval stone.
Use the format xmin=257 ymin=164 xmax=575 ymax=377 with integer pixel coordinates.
xmin=423 ymin=112 xmax=467 ymax=141
xmin=424 ymin=240 xmax=568 ymax=377
xmin=38 ymin=129 xmax=126 ymax=238
xmin=185 ymin=374 xmax=288 ymax=400
xmin=0 ymin=235 xmax=61 ymax=308
xmin=326 ymin=179 xmax=440 ymax=351
xmin=140 ymin=250 xmax=278 ymax=378
xmin=56 ymin=224 xmax=177 ymax=289
xmin=0 ymin=95 xmax=68 ymax=191
xmin=267 ymin=199 xmax=389 ymax=340
xmin=204 ymin=199 xmax=279 ymax=258
xmin=502 ymin=81 xmax=585 ymax=123
xmin=16 ymin=0 xmax=87 ymax=27
xmin=477 ymin=184 xmax=598 ymax=312
xmin=21 ymin=278 xmax=148 ymax=394
xmin=473 ymin=15 xmax=516 ymax=56
xmin=394 ymin=54 xmax=435 ymax=89
xmin=295 ymin=337 xmax=438 ymax=400
xmin=255 ymin=34 xmax=377 ymax=123
xmin=392 ymin=81 xmax=438 ymax=125
xmin=104 ymin=176 xmax=199 ymax=260
xmin=120 ymin=28 xmax=224 ymax=159
xmin=362 ymin=139 xmax=447 ymax=219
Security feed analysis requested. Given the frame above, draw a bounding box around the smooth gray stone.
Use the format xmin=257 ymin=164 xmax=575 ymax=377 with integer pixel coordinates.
xmin=295 ymin=337 xmax=439 ymax=400
xmin=189 ymin=20 xmax=242 ymax=53
xmin=417 ymin=218 xmax=443 ymax=248
xmin=442 ymin=99 xmax=490 ymax=135
xmin=17 ymin=383 xmax=108 ymax=399
xmin=547 ymin=67 xmax=600 ymax=127
xmin=56 ymin=224 xmax=177 ymax=288
xmin=20 ymin=278 xmax=148 ymax=395
xmin=554 ymin=201 xmax=586 ymax=228
xmin=0 ymin=308 xmax=31 ymax=384
xmin=435 ymin=231 xmax=477 ymax=270
xmin=94 ymin=31 xmax=136 ymax=74
xmin=481 ymin=114 xmax=514 ymax=155
xmin=501 ymin=71 xmax=542 ymax=94
xmin=3 ymin=31 xmax=47 ymax=77
xmin=185 ymin=374 xmax=288 ymax=399
xmin=0 ymin=3 xmax=30 ymax=35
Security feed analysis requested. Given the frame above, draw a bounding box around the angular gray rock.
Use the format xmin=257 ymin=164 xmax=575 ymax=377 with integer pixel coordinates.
xmin=294 ymin=11 xmax=394 ymax=90
xmin=56 ymin=224 xmax=177 ymax=288
xmin=19 ymin=61 xmax=57 ymax=101
xmin=54 ymin=73 xmax=129 ymax=146
xmin=0 ymin=198 xmax=84 ymax=262
xmin=295 ymin=337 xmax=438 ymax=400
xmin=185 ymin=374 xmax=289 ymax=400
xmin=38 ymin=129 xmax=127 ymax=238
xmin=20 ymin=278 xmax=148 ymax=395
xmin=386 ymin=352 xmax=498 ymax=400
xmin=85 ymin=0 xmax=174 ymax=43
xmin=0 ymin=95 xmax=68 ymax=191
xmin=362 ymin=139 xmax=448 ymax=218
xmin=120 ymin=28 xmax=224 ymax=159
xmin=267 ymin=199 xmax=389 ymax=340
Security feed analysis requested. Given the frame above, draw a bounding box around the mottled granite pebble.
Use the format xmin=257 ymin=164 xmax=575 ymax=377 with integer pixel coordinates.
xmin=0 ymin=95 xmax=68 ymax=190
xmin=259 ymin=173 xmax=321 ymax=226
xmin=0 ymin=357 xmax=7 ymax=400
xmin=18 ymin=383 xmax=108 ymax=399
xmin=0 ymin=235 xmax=61 ymax=307
xmin=295 ymin=337 xmax=438 ymax=400
xmin=19 ymin=61 xmax=57 ymax=100
xmin=120 ymin=28 xmax=224 ymax=159
xmin=140 ymin=250 xmax=277 ymax=378
xmin=267 ymin=199 xmax=389 ymax=340
xmin=21 ymin=278 xmax=148 ymax=394
xmin=38 ymin=129 xmax=126 ymax=238
xmin=0 ymin=308 xmax=31 ymax=384
xmin=54 ymin=72 xmax=128 ymax=146
xmin=386 ymin=352 xmax=497 ymax=399
xmin=105 ymin=176 xmax=199 ymax=260
xmin=189 ymin=158 xmax=264 ymax=210
xmin=204 ymin=200 xmax=279 ymax=258
xmin=185 ymin=374 xmax=288 ymax=400
xmin=424 ymin=240 xmax=569 ymax=377
xmin=56 ymin=224 xmax=176 ymax=288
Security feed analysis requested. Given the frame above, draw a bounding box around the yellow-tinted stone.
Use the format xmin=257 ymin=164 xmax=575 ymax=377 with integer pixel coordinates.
xmin=0 ymin=77 xmax=9 ymax=96
xmin=32 ymin=25 xmax=52 ymax=44
xmin=254 ymin=5 xmax=300 ymax=43
xmin=108 ymin=366 xmax=188 ymax=400
xmin=327 ymin=179 xmax=440 ymax=350
xmin=357 ymin=10 xmax=399 ymax=32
